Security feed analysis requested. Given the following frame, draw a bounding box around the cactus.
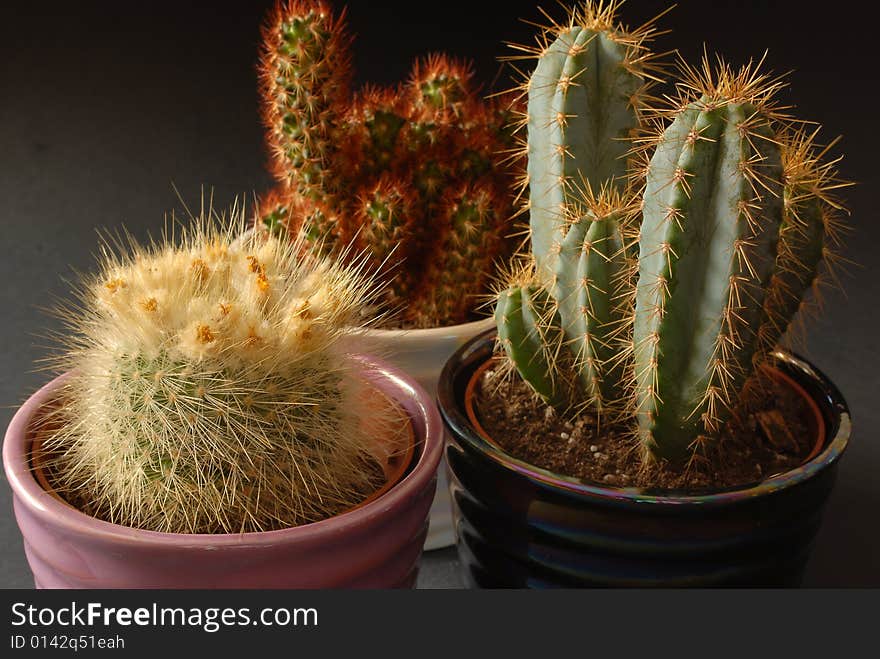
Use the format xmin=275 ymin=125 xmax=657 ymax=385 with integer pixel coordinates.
xmin=256 ymin=0 xmax=518 ymax=328
xmin=751 ymin=127 xmax=851 ymax=362
xmin=524 ymin=0 xmax=658 ymax=289
xmin=260 ymin=0 xmax=350 ymax=210
xmin=634 ymin=64 xmax=849 ymax=463
xmin=496 ymin=3 xmax=849 ymax=464
xmin=497 ymin=0 xmax=660 ymax=417
xmin=632 ymin=58 xmax=787 ymax=461
xmin=38 ymin=205 xmax=397 ymax=534
xmin=495 ymin=263 xmax=574 ymax=410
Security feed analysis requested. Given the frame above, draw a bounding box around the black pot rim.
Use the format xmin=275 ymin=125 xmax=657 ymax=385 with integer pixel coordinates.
xmin=438 ymin=328 xmax=852 ymax=508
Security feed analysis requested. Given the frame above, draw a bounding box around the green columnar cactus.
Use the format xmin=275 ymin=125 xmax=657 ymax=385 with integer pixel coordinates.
xmin=497 ymin=5 xmax=849 ymax=464
xmin=526 ymin=3 xmax=649 ymax=288
xmin=497 ymin=194 xmax=636 ymax=415
xmin=497 ymin=1 xmax=658 ymax=415
xmin=39 ymin=208 xmax=396 ymax=534
xmin=256 ymin=0 xmax=518 ymax=328
xmin=633 ymin=63 xmax=786 ymax=461
xmin=552 ymin=194 xmax=634 ymax=411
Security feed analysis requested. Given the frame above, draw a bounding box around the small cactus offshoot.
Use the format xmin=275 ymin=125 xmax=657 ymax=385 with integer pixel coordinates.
xmin=256 ymin=0 xmax=519 ymax=328
xmin=38 ymin=203 xmax=400 ymax=534
xmin=495 ymin=1 xmax=851 ymax=465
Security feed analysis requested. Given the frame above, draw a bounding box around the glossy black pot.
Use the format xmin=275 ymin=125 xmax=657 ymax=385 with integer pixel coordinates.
xmin=438 ymin=330 xmax=851 ymax=588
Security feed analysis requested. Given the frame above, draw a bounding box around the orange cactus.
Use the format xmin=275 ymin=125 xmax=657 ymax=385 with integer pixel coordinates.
xmin=255 ymin=0 xmax=518 ymax=328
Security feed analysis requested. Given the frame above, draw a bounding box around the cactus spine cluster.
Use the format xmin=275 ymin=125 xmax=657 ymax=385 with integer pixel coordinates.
xmin=257 ymin=0 xmax=518 ymax=328
xmin=496 ymin=2 xmax=849 ymax=464
xmin=39 ymin=206 xmax=397 ymax=534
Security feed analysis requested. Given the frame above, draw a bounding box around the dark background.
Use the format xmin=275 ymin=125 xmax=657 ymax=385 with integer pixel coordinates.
xmin=1 ymin=0 xmax=877 ymax=587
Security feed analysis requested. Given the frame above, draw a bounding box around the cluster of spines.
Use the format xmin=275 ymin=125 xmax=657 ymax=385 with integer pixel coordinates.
xmin=411 ymin=183 xmax=507 ymax=325
xmin=744 ymin=126 xmax=852 ymax=397
xmin=497 ymin=189 xmax=639 ymax=419
xmin=354 ymin=175 xmax=417 ymax=286
xmin=495 ymin=261 xmax=574 ymax=410
xmin=39 ymin=205 xmax=398 ymax=534
xmin=256 ymin=0 xmax=518 ymax=328
xmin=552 ymin=188 xmax=638 ymax=416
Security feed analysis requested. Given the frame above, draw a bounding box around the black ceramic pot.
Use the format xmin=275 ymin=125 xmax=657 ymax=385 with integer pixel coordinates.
xmin=437 ymin=330 xmax=851 ymax=588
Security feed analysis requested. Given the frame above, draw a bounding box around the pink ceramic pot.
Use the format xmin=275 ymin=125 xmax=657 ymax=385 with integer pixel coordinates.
xmin=3 ymin=355 xmax=443 ymax=589
xmin=346 ymin=316 xmax=495 ymax=549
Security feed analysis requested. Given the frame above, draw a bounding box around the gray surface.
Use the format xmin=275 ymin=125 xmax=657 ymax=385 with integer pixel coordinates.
xmin=417 ymin=548 xmax=465 ymax=589
xmin=2 ymin=1 xmax=879 ymax=588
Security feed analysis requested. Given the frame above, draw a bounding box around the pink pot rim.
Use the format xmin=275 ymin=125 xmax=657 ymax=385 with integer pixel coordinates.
xmin=3 ymin=354 xmax=443 ymax=549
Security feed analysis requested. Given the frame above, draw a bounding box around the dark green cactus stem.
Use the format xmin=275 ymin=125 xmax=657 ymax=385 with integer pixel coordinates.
xmin=460 ymin=149 xmax=492 ymax=179
xmin=408 ymin=185 xmax=505 ymax=324
xmin=783 ymin=185 xmax=826 ymax=298
xmin=754 ymin=131 xmax=842 ymax=357
xmin=280 ymin=14 xmax=325 ymax=52
xmin=634 ymin=98 xmax=784 ymax=461
xmin=553 ymin=210 xmax=628 ymax=408
xmin=440 ymin=198 xmax=494 ymax=300
xmin=527 ymin=25 xmax=643 ymax=287
xmin=760 ymin=189 xmax=825 ymax=349
xmin=260 ymin=1 xmax=352 ymax=248
xmin=364 ymin=201 xmax=403 ymax=256
xmin=358 ymin=184 xmax=415 ymax=293
xmin=496 ymin=285 xmax=572 ymax=409
xmin=414 ymin=161 xmax=448 ymax=198
xmin=431 ymin=193 xmax=494 ymax=319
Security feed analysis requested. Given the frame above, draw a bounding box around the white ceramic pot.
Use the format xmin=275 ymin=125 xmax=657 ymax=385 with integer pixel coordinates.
xmin=344 ymin=317 xmax=495 ymax=549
